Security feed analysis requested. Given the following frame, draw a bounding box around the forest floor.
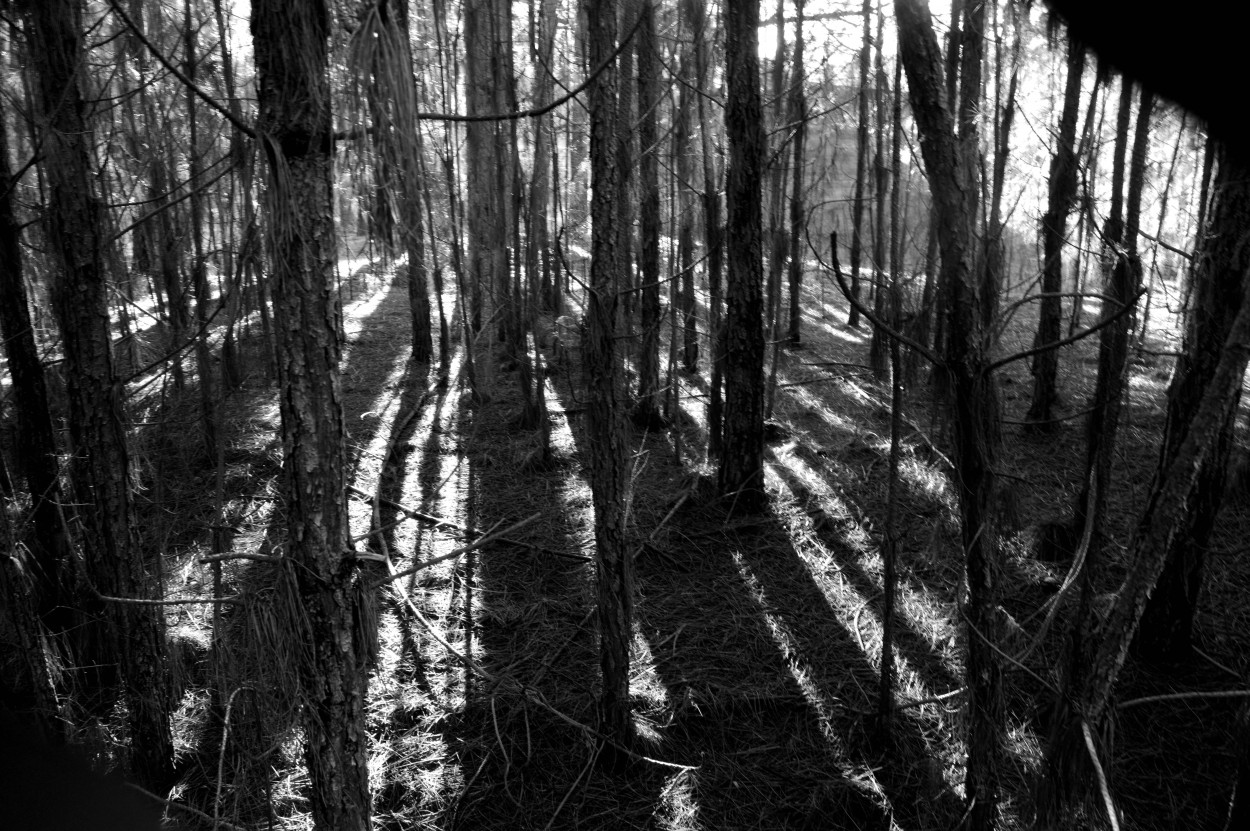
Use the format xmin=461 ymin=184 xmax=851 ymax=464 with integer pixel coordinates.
xmin=138 ymin=244 xmax=1250 ymax=831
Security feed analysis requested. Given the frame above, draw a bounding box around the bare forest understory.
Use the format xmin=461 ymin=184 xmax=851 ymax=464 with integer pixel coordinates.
xmin=39 ymin=243 xmax=1244 ymax=831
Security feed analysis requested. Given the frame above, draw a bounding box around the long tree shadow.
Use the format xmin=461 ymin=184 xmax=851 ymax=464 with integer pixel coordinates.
xmin=176 ymin=273 xmax=415 ymax=828
xmin=429 ymin=356 xmax=608 ymax=829
xmin=635 ymin=481 xmax=964 ymax=830
xmin=510 ymin=355 xmax=958 ymax=827
xmin=768 ymin=458 xmax=964 ymax=697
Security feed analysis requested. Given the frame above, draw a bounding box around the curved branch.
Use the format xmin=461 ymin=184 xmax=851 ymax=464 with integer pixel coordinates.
xmin=816 ymin=230 xmax=944 ymax=367
xmin=983 ymin=287 xmax=1146 ymax=375
xmin=105 ymin=0 xmax=256 ymax=140
xmin=333 ymin=6 xmax=647 ymax=140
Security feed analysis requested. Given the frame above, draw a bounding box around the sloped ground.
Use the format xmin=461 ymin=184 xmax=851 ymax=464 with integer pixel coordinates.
xmin=138 ymin=252 xmax=1249 ymax=830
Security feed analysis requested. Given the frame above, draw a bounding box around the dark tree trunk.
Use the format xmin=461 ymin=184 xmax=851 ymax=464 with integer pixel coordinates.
xmin=685 ymin=0 xmax=722 ymax=454
xmin=464 ymin=0 xmax=509 ymax=336
xmin=23 ymin=0 xmax=174 ymax=791
xmin=1037 ymin=247 xmax=1250 ymax=829
xmin=252 ymin=1 xmax=373 ymax=826
xmin=527 ymin=0 xmax=558 ymax=314
xmin=895 ymin=1 xmax=1001 ymax=828
xmin=718 ymin=0 xmax=766 ymax=512
xmin=633 ymin=0 xmax=664 ymax=427
xmin=585 ymin=0 xmax=633 ymax=747
xmin=1026 ymin=36 xmax=1085 ymax=428
xmin=869 ymin=8 xmax=889 ymax=382
xmin=673 ymin=72 xmax=698 ymax=376
xmin=981 ymin=0 xmax=1018 ymax=333
xmin=785 ymin=0 xmax=807 ymax=347
xmin=847 ymin=0 xmax=871 ymax=328
xmin=1134 ymin=147 xmax=1250 ymax=663
xmin=388 ymin=0 xmax=433 ymax=366
xmin=1074 ymin=82 xmax=1149 ymax=569
xmin=184 ymin=0 xmax=219 ymax=462
xmin=614 ymin=0 xmax=637 ymax=343
xmin=0 ymin=93 xmax=70 ymax=619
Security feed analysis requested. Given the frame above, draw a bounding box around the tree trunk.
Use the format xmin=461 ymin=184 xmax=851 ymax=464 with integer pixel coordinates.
xmin=184 ymin=0 xmax=219 ymax=462
xmin=1134 ymin=146 xmax=1250 ymax=663
xmin=895 ymin=2 xmax=1001 ymax=828
xmin=0 ymin=91 xmax=70 ymax=621
xmin=1036 ymin=232 xmax=1250 ymax=829
xmin=980 ymin=0 xmax=1019 ymax=333
xmin=764 ymin=0 xmax=787 ymax=358
xmin=464 ymin=0 xmax=510 ymax=339
xmin=527 ymin=0 xmax=558 ymax=314
xmin=252 ymin=1 xmax=373 ymax=826
xmin=1074 ymin=82 xmax=1148 ymax=571
xmin=633 ymin=0 xmax=664 ymax=427
xmin=847 ymin=0 xmax=871 ymax=328
xmin=585 ymin=0 xmax=633 ymax=748
xmin=687 ymin=0 xmax=722 ymax=454
xmin=785 ymin=0 xmax=807 ymax=347
xmin=390 ymin=0 xmax=433 ymax=366
xmin=1025 ymin=36 xmax=1085 ymax=428
xmin=869 ymin=8 xmax=889 ymax=381
xmin=23 ymin=0 xmax=174 ymax=791
xmin=718 ymin=0 xmax=766 ymax=513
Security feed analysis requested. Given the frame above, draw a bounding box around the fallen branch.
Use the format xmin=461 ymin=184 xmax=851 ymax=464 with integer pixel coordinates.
xmin=348 ymin=485 xmax=590 ymax=562
xmin=1118 ymin=689 xmax=1250 ymax=711
xmin=369 ymin=513 xmax=542 ymax=589
xmin=1082 ymin=720 xmax=1122 ymax=831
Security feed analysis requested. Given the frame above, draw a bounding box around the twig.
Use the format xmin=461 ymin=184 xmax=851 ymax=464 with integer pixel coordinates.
xmin=542 ymin=742 xmax=601 ymax=831
xmin=1117 ymin=689 xmax=1250 ymax=711
xmin=894 ymin=687 xmax=968 ymax=712
xmin=347 ymin=484 xmax=467 ymax=533
xmin=125 ymin=782 xmax=248 ymax=831
xmin=822 ymin=231 xmax=943 ymax=366
xmin=96 ymin=593 xmax=242 ymax=606
xmin=198 ymin=552 xmax=282 ymax=564
xmin=349 ymin=485 xmax=587 ymax=562
xmin=368 ymin=513 xmax=542 ymax=589
xmin=961 ymin=608 xmax=1059 ymax=694
xmin=333 ymin=4 xmax=646 ymax=131
xmin=983 ymin=287 xmax=1146 ymax=375
xmin=1082 ymin=720 xmax=1122 ymax=831
xmin=1193 ymin=646 xmax=1243 ymax=680
xmin=215 ymin=687 xmax=252 ymax=827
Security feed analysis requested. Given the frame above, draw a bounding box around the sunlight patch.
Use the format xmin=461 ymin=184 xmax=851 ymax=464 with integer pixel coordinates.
xmin=631 ymin=626 xmax=671 ymax=707
xmin=655 ymin=769 xmax=702 ymax=831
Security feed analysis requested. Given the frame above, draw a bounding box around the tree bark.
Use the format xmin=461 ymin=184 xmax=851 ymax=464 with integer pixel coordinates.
xmin=895 ymin=2 xmax=1001 ymax=827
xmin=464 ymin=0 xmax=511 ymax=337
xmin=633 ymin=0 xmax=664 ymax=427
xmin=1134 ymin=146 xmax=1250 ymax=663
xmin=23 ymin=0 xmax=174 ymax=791
xmin=869 ymin=8 xmax=889 ymax=381
xmin=252 ymin=1 xmax=373 ymax=826
xmin=785 ymin=0 xmax=807 ymax=347
xmin=585 ymin=0 xmax=634 ymax=748
xmin=184 ymin=0 xmax=220 ymax=461
xmin=390 ymin=0 xmax=433 ymax=366
xmin=847 ymin=0 xmax=871 ymax=328
xmin=1036 ymin=228 xmax=1250 ymax=828
xmin=718 ymin=0 xmax=766 ymax=512
xmin=0 ymin=87 xmax=70 ymax=621
xmin=685 ymin=0 xmax=723 ymax=454
xmin=1074 ymin=82 xmax=1149 ymax=570
xmin=1025 ymin=36 xmax=1085 ymax=428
